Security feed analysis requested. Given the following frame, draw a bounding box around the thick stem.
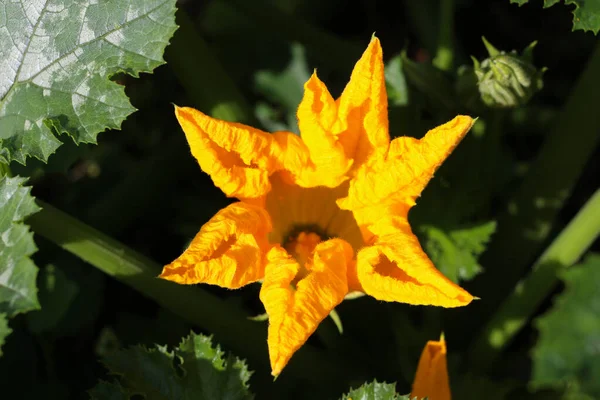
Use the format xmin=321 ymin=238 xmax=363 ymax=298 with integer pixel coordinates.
xmin=468 ymin=189 xmax=600 ymax=370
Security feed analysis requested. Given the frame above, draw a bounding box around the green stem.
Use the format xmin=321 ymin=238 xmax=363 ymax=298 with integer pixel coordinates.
xmin=470 ymin=39 xmax=600 ymax=312
xmin=433 ymin=0 xmax=455 ymax=71
xmin=27 ymin=201 xmax=355 ymax=385
xmin=468 ymin=189 xmax=600 ymax=371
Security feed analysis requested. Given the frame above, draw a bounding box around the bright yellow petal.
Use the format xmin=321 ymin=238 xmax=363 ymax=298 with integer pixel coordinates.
xmin=411 ymin=337 xmax=451 ymax=400
xmin=297 ymin=72 xmax=352 ymax=186
xmin=160 ymin=202 xmax=272 ymax=289
xmin=338 ymin=115 xmax=474 ymax=235
xmin=259 ymin=239 xmax=353 ymax=376
xmin=333 ymin=36 xmax=389 ymax=169
xmin=355 ymin=220 xmax=473 ymax=307
xmin=175 ymin=106 xmax=310 ymax=199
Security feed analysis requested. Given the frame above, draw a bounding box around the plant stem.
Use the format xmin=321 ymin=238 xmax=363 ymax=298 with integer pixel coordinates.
xmin=27 ymin=201 xmax=356 ymax=385
xmin=468 ymin=189 xmax=600 ymax=371
xmin=469 ymin=39 xmax=600 ymax=314
xmin=433 ymin=0 xmax=455 ymax=71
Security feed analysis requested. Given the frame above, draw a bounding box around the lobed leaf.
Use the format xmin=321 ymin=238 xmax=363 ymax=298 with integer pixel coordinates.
xmin=531 ymin=253 xmax=600 ymax=398
xmin=339 ymin=381 xmax=418 ymax=400
xmin=510 ymin=0 xmax=600 ymax=34
xmin=0 ymin=175 xmax=41 ymax=317
xmin=93 ymin=331 xmax=254 ymax=400
xmin=0 ymin=0 xmax=178 ymax=165
xmin=421 ymin=221 xmax=497 ymax=283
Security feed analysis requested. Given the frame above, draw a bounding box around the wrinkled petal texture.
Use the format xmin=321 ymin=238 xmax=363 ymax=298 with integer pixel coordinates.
xmin=412 ymin=338 xmax=451 ymax=400
xmin=356 ymin=219 xmax=473 ymax=307
xmin=175 ymin=106 xmax=311 ymax=199
xmin=160 ymin=202 xmax=272 ymax=289
xmin=260 ymin=239 xmax=353 ymax=376
xmin=333 ymin=36 xmax=389 ymax=169
xmin=339 ymin=115 xmax=474 ymax=236
xmin=297 ymin=73 xmax=352 ymax=187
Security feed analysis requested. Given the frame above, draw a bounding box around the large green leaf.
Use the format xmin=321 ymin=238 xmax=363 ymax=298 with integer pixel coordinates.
xmin=531 ymin=253 xmax=600 ymax=398
xmin=339 ymin=381 xmax=417 ymax=400
xmin=0 ymin=175 xmax=40 ymax=316
xmin=510 ymin=0 xmax=600 ymax=34
xmin=0 ymin=0 xmax=178 ymax=165
xmin=93 ymin=332 xmax=254 ymax=400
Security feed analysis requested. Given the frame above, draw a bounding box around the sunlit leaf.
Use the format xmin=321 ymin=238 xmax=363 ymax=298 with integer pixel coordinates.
xmin=0 ymin=0 xmax=178 ymax=164
xmin=0 ymin=176 xmax=40 ymax=316
xmin=532 ymin=253 xmax=600 ymax=398
xmin=94 ymin=332 xmax=254 ymax=400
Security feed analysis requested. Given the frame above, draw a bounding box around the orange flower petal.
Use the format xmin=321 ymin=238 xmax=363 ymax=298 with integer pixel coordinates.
xmin=259 ymin=239 xmax=353 ymax=376
xmin=297 ymin=73 xmax=352 ymax=186
xmin=175 ymin=106 xmax=310 ymax=199
xmin=412 ymin=337 xmax=451 ymax=400
xmin=160 ymin=202 xmax=272 ymax=289
xmin=355 ymin=220 xmax=473 ymax=307
xmin=339 ymin=115 xmax=474 ymax=235
xmin=333 ymin=36 xmax=389 ymax=169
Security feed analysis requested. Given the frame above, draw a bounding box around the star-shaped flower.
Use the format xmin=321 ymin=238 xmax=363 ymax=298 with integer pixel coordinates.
xmin=160 ymin=36 xmax=475 ymax=376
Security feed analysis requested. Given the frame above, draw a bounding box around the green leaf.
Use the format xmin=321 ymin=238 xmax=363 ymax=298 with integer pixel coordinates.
xmin=510 ymin=0 xmax=600 ymax=34
xmin=531 ymin=253 xmax=600 ymax=398
xmin=0 ymin=313 xmax=11 ymax=356
xmin=0 ymin=175 xmax=41 ymax=316
xmin=421 ymin=221 xmax=496 ymax=283
xmin=0 ymin=0 xmax=178 ymax=165
xmin=26 ymin=264 xmax=79 ymax=333
xmin=339 ymin=381 xmax=416 ymax=400
xmin=94 ymin=331 xmax=254 ymax=400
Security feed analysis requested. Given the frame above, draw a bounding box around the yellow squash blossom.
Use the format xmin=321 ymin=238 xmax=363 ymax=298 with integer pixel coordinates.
xmin=411 ymin=336 xmax=451 ymax=400
xmin=160 ymin=36 xmax=475 ymax=376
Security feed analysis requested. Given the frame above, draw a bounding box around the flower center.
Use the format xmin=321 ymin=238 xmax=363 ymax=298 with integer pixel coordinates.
xmin=265 ymin=172 xmax=364 ymax=251
xmin=284 ymin=231 xmax=322 ymax=267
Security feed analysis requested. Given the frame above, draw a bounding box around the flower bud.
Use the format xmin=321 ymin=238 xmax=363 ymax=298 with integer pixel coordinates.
xmin=473 ymin=37 xmax=545 ymax=108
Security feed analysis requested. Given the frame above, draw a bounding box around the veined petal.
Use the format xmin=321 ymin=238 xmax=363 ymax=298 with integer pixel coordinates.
xmin=297 ymin=73 xmax=352 ymax=186
xmin=411 ymin=338 xmax=451 ymax=400
xmin=260 ymin=239 xmax=352 ymax=376
xmin=333 ymin=36 xmax=389 ymax=169
xmin=160 ymin=202 xmax=272 ymax=289
xmin=355 ymin=220 xmax=473 ymax=307
xmin=338 ymin=115 xmax=474 ymax=234
xmin=175 ymin=106 xmax=310 ymax=199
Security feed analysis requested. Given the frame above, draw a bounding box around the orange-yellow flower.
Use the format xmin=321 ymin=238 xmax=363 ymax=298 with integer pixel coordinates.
xmin=160 ymin=36 xmax=475 ymax=376
xmin=411 ymin=336 xmax=451 ymax=400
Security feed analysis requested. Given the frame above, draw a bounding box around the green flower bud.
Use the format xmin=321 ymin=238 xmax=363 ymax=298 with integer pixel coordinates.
xmin=473 ymin=37 xmax=545 ymax=108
